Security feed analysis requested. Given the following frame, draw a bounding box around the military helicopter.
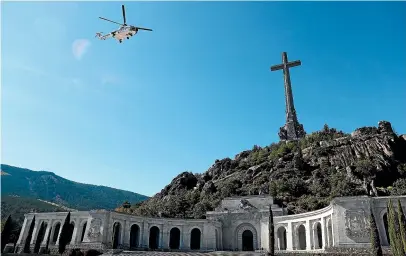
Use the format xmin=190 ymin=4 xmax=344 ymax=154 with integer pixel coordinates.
xmin=96 ymin=5 xmax=152 ymax=43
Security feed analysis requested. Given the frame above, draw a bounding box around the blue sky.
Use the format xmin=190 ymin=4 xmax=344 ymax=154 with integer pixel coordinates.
xmin=2 ymin=2 xmax=405 ymax=197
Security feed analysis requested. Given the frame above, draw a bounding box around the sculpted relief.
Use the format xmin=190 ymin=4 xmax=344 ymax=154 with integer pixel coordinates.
xmin=87 ymin=218 xmax=103 ymax=240
xmin=239 ymin=199 xmax=257 ymax=211
xmin=344 ymin=210 xmax=370 ymax=242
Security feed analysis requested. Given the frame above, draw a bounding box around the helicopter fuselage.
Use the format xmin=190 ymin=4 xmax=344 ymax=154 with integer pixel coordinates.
xmin=111 ymin=26 xmax=137 ymax=42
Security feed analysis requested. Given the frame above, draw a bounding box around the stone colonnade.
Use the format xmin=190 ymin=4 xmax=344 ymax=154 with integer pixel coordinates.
xmin=106 ymin=212 xmax=220 ymax=251
xmin=273 ymin=206 xmax=334 ymax=252
xmin=14 ymin=212 xmax=91 ymax=254
xmin=14 ymin=211 xmax=220 ymax=253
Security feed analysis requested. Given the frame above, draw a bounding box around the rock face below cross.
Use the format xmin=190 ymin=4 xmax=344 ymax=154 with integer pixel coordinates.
xmin=271 ymin=52 xmax=306 ymax=141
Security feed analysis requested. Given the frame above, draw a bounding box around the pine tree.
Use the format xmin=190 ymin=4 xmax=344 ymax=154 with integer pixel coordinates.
xmin=268 ymin=205 xmax=275 ymax=256
xmin=1 ymin=215 xmax=13 ymax=252
xmin=34 ymin=222 xmax=46 ymax=253
xmin=59 ymin=212 xmax=71 ymax=255
xmin=369 ymin=208 xmax=382 ymax=256
xmin=23 ymin=216 xmax=36 ymax=253
xmin=396 ymin=200 xmax=406 ymax=253
xmin=388 ymin=199 xmax=404 ymax=256
xmin=45 ymin=227 xmax=52 ymax=254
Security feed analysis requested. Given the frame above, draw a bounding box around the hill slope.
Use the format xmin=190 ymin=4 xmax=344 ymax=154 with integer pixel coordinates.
xmin=1 ymin=164 xmax=149 ymax=211
xmin=116 ymin=121 xmax=406 ymax=219
xmin=1 ymin=196 xmax=69 ymax=229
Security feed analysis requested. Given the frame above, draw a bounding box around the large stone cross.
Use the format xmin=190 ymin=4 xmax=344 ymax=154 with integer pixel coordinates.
xmin=270 ymin=52 xmax=306 ymax=141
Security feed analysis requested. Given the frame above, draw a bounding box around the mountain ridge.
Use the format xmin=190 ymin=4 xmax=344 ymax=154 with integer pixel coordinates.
xmin=1 ymin=164 xmax=149 ymax=211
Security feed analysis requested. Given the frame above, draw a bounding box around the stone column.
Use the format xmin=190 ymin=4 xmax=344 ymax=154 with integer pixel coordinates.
xmin=55 ymin=223 xmax=63 ymax=245
xmin=142 ymin=223 xmax=149 ymax=248
xmin=180 ymin=225 xmax=186 ymax=250
xmin=305 ymin=220 xmax=311 ymax=250
xmin=123 ymin=220 xmax=130 ymax=249
xmin=286 ymin=222 xmax=293 ymax=250
xmin=30 ymin=221 xmax=41 ymax=246
xmin=15 ymin=217 xmax=29 ymax=253
xmin=321 ymin=217 xmax=326 ymax=249
xmin=161 ymin=225 xmax=168 ymax=249
xmin=16 ymin=218 xmax=28 ymax=245
xmin=121 ymin=220 xmax=127 ymax=248
xmin=41 ymin=224 xmax=52 ymax=246
xmin=330 ymin=214 xmax=335 ymax=247
xmin=159 ymin=225 xmax=165 ymax=249
xmin=70 ymin=219 xmax=79 ymax=245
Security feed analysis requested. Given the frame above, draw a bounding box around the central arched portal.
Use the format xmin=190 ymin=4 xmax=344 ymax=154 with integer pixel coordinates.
xmin=236 ymin=224 xmax=258 ymax=251
xmin=242 ymin=230 xmax=254 ymax=251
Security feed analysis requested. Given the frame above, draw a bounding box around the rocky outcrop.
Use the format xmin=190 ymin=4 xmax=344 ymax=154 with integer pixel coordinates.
xmin=118 ymin=121 xmax=406 ymax=218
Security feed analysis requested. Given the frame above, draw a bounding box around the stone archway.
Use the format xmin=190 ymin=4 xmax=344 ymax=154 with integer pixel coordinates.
xmin=80 ymin=222 xmax=87 ymax=242
xmin=169 ymin=227 xmax=181 ymax=250
xmin=51 ymin=222 xmax=61 ymax=244
xmin=235 ymin=223 xmax=258 ymax=251
xmin=242 ymin=230 xmax=254 ymax=251
xmin=67 ymin=221 xmax=75 ymax=244
xmin=313 ymin=222 xmax=322 ymax=249
xmin=297 ymin=224 xmax=306 ymax=250
xmin=112 ymin=222 xmax=121 ymax=249
xmin=327 ymin=219 xmax=333 ymax=247
xmin=190 ymin=228 xmax=201 ymax=250
xmin=149 ymin=226 xmax=160 ymax=249
xmin=130 ymin=224 xmax=140 ymax=249
xmin=34 ymin=222 xmax=47 ymax=253
xmin=277 ymin=226 xmax=287 ymax=250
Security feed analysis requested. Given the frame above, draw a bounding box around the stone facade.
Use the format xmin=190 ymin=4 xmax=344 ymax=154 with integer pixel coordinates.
xmin=13 ymin=195 xmax=406 ymax=253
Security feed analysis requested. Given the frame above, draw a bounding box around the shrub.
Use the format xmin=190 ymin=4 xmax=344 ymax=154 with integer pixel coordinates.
xmin=388 ymin=199 xmax=405 ymax=256
xmin=59 ymin=212 xmax=72 ymax=255
xmin=396 ymin=200 xmax=406 ymax=252
xmin=268 ymin=205 xmax=274 ymax=256
xmin=369 ymin=208 xmax=382 ymax=256
xmin=391 ymin=179 xmax=406 ymax=196
xmin=1 ymin=215 xmax=13 ymax=252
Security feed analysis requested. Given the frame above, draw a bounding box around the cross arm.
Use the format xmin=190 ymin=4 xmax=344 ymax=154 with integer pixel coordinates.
xmin=270 ymin=64 xmax=284 ymax=71
xmin=286 ymin=60 xmax=301 ymax=68
xmin=270 ymin=60 xmax=302 ymax=72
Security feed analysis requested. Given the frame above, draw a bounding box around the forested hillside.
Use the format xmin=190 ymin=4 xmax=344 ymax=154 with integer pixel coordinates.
xmin=1 ymin=164 xmax=149 ymax=211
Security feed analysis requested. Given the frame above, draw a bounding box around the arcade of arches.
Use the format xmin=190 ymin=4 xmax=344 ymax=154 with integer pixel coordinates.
xmin=11 ymin=196 xmax=406 ymax=254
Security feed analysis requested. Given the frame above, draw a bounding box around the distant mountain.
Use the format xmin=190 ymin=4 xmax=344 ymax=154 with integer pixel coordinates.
xmin=1 ymin=164 xmax=149 ymax=211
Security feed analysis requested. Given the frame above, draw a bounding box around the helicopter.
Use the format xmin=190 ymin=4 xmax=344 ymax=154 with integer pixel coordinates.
xmin=96 ymin=5 xmax=152 ymax=43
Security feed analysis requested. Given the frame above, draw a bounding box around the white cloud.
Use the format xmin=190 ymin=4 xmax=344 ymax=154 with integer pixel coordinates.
xmin=72 ymin=39 xmax=91 ymax=60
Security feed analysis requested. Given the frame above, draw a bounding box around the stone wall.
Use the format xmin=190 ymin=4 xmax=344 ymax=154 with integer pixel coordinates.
xmin=13 ymin=195 xmax=406 ymax=254
xmin=332 ymin=196 xmax=406 ymax=248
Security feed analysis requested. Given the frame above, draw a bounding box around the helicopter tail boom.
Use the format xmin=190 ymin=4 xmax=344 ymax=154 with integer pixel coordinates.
xmin=95 ymin=32 xmax=112 ymax=40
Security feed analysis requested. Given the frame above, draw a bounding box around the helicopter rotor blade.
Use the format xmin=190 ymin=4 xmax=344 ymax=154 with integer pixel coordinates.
xmin=99 ymin=17 xmax=123 ymax=26
xmin=137 ymin=27 xmax=153 ymax=31
xmin=131 ymin=26 xmax=153 ymax=31
xmin=122 ymin=5 xmax=127 ymax=25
